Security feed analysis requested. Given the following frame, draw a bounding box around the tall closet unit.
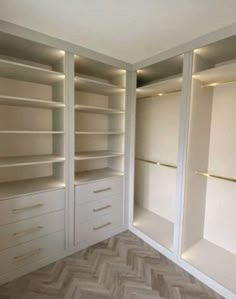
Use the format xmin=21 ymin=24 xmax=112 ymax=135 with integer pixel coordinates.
xmin=73 ymin=56 xmax=126 ymax=246
xmin=181 ymin=36 xmax=236 ymax=294
xmin=0 ymin=32 xmax=67 ymax=276
xmin=133 ymin=55 xmax=183 ymax=251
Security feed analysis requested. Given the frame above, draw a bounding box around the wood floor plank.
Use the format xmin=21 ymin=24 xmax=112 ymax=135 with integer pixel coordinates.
xmin=0 ymin=231 xmax=224 ymax=299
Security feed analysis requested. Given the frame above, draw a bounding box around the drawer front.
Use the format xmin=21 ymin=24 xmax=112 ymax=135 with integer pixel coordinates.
xmin=0 ymin=189 xmax=64 ymax=226
xmin=0 ymin=210 xmax=64 ymax=251
xmin=76 ymin=195 xmax=122 ymax=223
xmin=75 ymin=177 xmax=123 ymax=204
xmin=0 ymin=230 xmax=64 ymax=276
xmin=75 ymin=198 xmax=123 ymax=244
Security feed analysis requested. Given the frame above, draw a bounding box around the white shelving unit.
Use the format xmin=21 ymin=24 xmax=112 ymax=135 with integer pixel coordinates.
xmin=133 ymin=55 xmax=183 ymax=251
xmin=0 ymin=95 xmax=65 ymax=108
xmin=75 ymin=150 xmax=123 ymax=160
xmin=0 ymin=32 xmax=66 ymax=199
xmin=74 ymin=55 xmax=126 ymax=184
xmin=182 ymin=36 xmax=236 ymax=294
xmin=136 ymin=75 xmax=182 ymax=98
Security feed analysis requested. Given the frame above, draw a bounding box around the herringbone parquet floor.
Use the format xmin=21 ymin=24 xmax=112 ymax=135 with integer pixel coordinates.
xmin=0 ymin=231 xmax=224 ymax=299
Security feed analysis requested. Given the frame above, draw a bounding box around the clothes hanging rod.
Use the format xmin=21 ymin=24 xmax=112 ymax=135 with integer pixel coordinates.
xmin=195 ymin=171 xmax=236 ymax=183
xmin=201 ymin=79 xmax=236 ymax=88
xmin=135 ymin=157 xmax=177 ymax=169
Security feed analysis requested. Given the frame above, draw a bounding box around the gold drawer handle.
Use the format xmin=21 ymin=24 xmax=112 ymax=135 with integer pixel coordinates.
xmin=93 ymin=205 xmax=112 ymax=212
xmin=13 ymin=226 xmax=44 ymax=238
xmin=93 ymin=222 xmax=111 ymax=231
xmin=12 ymin=204 xmax=43 ymax=214
xmin=13 ymin=248 xmax=43 ymax=262
xmin=93 ymin=187 xmax=112 ymax=194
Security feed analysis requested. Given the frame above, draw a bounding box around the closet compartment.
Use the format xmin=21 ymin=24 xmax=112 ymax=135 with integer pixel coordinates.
xmin=133 ymin=55 xmax=183 ymax=251
xmin=0 ymin=32 xmax=66 ymax=199
xmin=74 ymin=55 xmax=126 ymax=184
xmin=73 ymin=55 xmax=126 ymax=246
xmin=181 ymin=37 xmax=236 ymax=294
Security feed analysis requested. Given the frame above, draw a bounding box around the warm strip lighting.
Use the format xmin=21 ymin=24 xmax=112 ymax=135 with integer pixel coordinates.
xmin=155 ymin=90 xmax=181 ymax=97
xmin=202 ymin=80 xmax=236 ymax=88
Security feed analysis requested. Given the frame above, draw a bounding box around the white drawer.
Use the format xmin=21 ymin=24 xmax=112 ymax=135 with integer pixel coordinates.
xmin=75 ymin=177 xmax=123 ymax=204
xmin=76 ymin=195 xmax=122 ymax=223
xmin=75 ymin=198 xmax=123 ymax=244
xmin=0 ymin=210 xmax=64 ymax=251
xmin=0 ymin=230 xmax=64 ymax=276
xmin=0 ymin=189 xmax=64 ymax=226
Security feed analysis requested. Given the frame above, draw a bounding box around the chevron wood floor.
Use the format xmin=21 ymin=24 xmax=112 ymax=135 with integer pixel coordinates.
xmin=0 ymin=231 xmax=224 ymax=299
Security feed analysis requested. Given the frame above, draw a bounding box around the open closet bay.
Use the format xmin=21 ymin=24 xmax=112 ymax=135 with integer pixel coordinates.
xmin=73 ymin=55 xmax=127 ymax=246
xmin=181 ymin=36 xmax=236 ymax=294
xmin=133 ymin=55 xmax=183 ymax=251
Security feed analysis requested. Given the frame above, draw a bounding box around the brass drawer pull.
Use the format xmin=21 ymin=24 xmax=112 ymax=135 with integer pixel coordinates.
xmin=13 ymin=226 xmax=44 ymax=238
xmin=93 ymin=187 xmax=112 ymax=194
xmin=13 ymin=248 xmax=43 ymax=262
xmin=93 ymin=205 xmax=112 ymax=212
xmin=12 ymin=204 xmax=43 ymax=214
xmin=93 ymin=222 xmax=111 ymax=231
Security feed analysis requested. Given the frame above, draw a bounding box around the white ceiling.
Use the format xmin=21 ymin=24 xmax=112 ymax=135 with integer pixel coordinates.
xmin=0 ymin=0 xmax=236 ymax=63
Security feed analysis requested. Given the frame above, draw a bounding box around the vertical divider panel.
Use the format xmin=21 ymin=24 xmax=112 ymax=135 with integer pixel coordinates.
xmin=175 ymin=52 xmax=194 ymax=256
xmin=126 ymin=71 xmax=137 ymax=228
xmin=65 ymin=52 xmax=75 ymax=249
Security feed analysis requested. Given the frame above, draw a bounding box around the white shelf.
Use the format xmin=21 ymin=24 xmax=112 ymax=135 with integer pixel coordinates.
xmin=0 ymin=155 xmax=65 ymax=168
xmin=0 ymin=177 xmax=65 ymax=200
xmin=75 ymin=131 xmax=124 ymax=135
xmin=136 ymin=75 xmax=182 ymax=98
xmin=74 ymin=75 xmax=124 ymax=95
xmin=75 ymin=151 xmax=123 ymax=161
xmin=0 ymin=130 xmax=64 ymax=134
xmin=182 ymin=239 xmax=236 ymax=293
xmin=0 ymin=95 xmax=65 ymax=109
xmin=75 ymin=168 xmax=124 ymax=184
xmin=193 ymin=61 xmax=236 ymax=85
xmin=0 ymin=59 xmax=64 ymax=85
xmin=133 ymin=204 xmax=174 ymax=251
xmin=75 ymin=104 xmax=124 ymax=114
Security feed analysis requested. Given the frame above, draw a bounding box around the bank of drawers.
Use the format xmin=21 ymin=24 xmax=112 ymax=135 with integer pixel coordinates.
xmin=0 ymin=231 xmax=64 ymax=277
xmin=75 ymin=177 xmax=124 ymax=244
xmin=0 ymin=189 xmax=65 ymax=275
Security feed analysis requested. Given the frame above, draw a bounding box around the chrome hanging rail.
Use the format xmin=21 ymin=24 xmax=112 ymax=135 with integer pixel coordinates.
xmin=135 ymin=157 xmax=177 ymax=169
xmin=195 ymin=171 xmax=236 ymax=183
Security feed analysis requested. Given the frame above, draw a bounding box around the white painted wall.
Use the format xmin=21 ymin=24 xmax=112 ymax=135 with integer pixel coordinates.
xmin=204 ymin=84 xmax=236 ymax=254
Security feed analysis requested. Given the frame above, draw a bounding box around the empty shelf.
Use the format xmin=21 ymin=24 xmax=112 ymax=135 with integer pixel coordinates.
xmin=75 ymin=131 xmax=124 ymax=135
xmin=75 ymin=168 xmax=124 ymax=184
xmin=136 ymin=75 xmax=182 ymax=98
xmin=0 ymin=177 xmax=65 ymax=200
xmin=193 ymin=61 xmax=236 ymax=85
xmin=0 ymin=130 xmax=64 ymax=134
xmin=0 ymin=59 xmax=64 ymax=84
xmin=0 ymin=95 xmax=65 ymax=109
xmin=75 ymin=151 xmax=123 ymax=160
xmin=133 ymin=204 xmax=174 ymax=251
xmin=75 ymin=76 xmax=124 ymax=95
xmin=75 ymin=104 xmax=124 ymax=114
xmin=0 ymin=155 xmax=65 ymax=168
xmin=182 ymin=239 xmax=236 ymax=293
